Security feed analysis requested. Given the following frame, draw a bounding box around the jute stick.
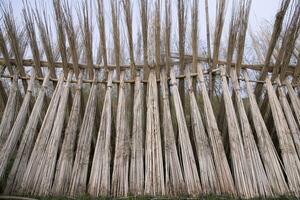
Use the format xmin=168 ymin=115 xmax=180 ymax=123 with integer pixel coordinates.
xmin=196 ymin=64 xmax=236 ymax=196
xmin=169 ymin=67 xmax=202 ymax=196
xmin=277 ymin=79 xmax=300 ymax=157
xmin=88 ymin=71 xmax=113 ymax=197
xmin=129 ymin=72 xmax=145 ymax=195
xmin=69 ymin=71 xmax=98 ymax=196
xmin=220 ymin=66 xmax=254 ymax=198
xmin=0 ymin=75 xmax=18 ymax=149
xmin=144 ymin=69 xmax=165 ymax=196
xmin=4 ymin=74 xmax=50 ymax=194
xmin=20 ymin=74 xmax=64 ymax=194
xmin=284 ymin=79 xmax=300 ymax=156
xmin=111 ymin=70 xmax=130 ymax=197
xmin=0 ymin=72 xmax=35 ymax=180
xmin=266 ymin=77 xmax=300 ymax=196
xmin=243 ymin=70 xmax=289 ymax=196
xmin=52 ymin=72 xmax=83 ymax=196
xmin=160 ymin=68 xmax=185 ymax=196
xmin=186 ymin=66 xmax=220 ymax=195
xmin=230 ymin=68 xmax=272 ymax=197
xmin=34 ymin=71 xmax=73 ymax=195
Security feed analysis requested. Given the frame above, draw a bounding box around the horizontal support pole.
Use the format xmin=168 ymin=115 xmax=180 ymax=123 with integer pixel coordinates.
xmin=1 ymin=55 xmax=296 ymax=77
xmin=170 ymin=53 xmax=297 ymax=74
xmin=0 ymin=69 xmax=218 ymax=84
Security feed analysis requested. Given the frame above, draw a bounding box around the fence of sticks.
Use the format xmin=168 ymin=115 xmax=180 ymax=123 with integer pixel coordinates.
xmin=0 ymin=0 xmax=300 ymax=198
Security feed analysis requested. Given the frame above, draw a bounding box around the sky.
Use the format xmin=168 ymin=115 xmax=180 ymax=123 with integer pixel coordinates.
xmin=6 ymin=0 xmax=283 ymax=62
xmin=10 ymin=0 xmax=282 ymax=28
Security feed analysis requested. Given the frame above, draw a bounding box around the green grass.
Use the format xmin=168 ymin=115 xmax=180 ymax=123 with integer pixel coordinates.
xmin=0 ymin=194 xmax=298 ymax=200
xmin=32 ymin=195 xmax=299 ymax=200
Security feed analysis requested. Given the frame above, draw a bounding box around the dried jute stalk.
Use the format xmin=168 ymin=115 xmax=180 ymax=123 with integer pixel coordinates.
xmin=160 ymin=68 xmax=185 ymax=196
xmin=111 ymin=70 xmax=130 ymax=197
xmin=277 ymin=79 xmax=300 ymax=156
xmin=169 ymin=67 xmax=201 ymax=196
xmin=0 ymin=75 xmax=18 ymax=149
xmin=52 ymin=72 xmax=83 ymax=196
xmin=266 ymin=77 xmax=300 ymax=197
xmin=186 ymin=66 xmax=220 ymax=195
xmin=20 ymin=74 xmax=64 ymax=194
xmin=4 ymin=74 xmax=50 ymax=194
xmin=34 ymin=71 xmax=73 ymax=196
xmin=230 ymin=68 xmax=272 ymax=197
xmin=129 ymin=71 xmax=145 ymax=196
xmin=0 ymin=72 xmax=35 ymax=181
xmin=69 ymin=71 xmax=98 ymax=196
xmin=285 ymin=80 xmax=300 ymax=126
xmin=220 ymin=67 xmax=254 ymax=198
xmin=243 ymin=71 xmax=289 ymax=196
xmin=196 ymin=64 xmax=236 ymax=196
xmin=145 ymin=69 xmax=165 ymax=196
xmin=88 ymin=71 xmax=113 ymax=197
